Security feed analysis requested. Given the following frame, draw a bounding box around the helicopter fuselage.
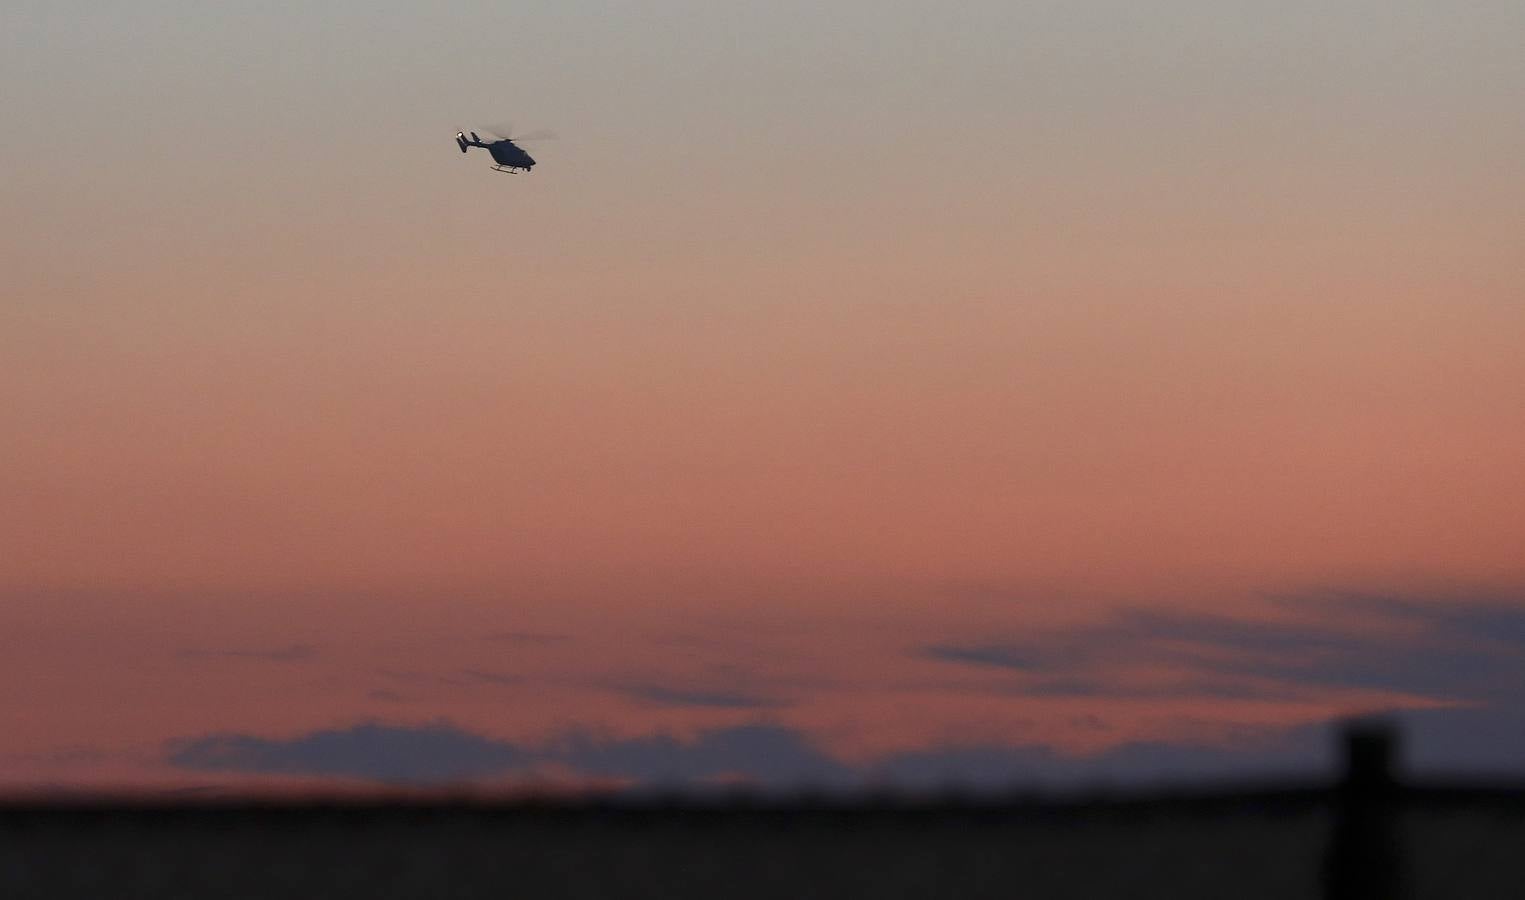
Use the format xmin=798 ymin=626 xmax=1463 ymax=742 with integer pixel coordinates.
xmin=488 ymin=141 xmax=535 ymax=170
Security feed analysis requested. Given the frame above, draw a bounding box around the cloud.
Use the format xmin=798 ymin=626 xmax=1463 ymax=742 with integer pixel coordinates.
xmin=7 ymin=745 xmax=112 ymax=768
xmin=178 ymin=643 xmax=317 ymax=662
xmin=1388 ymin=704 xmax=1525 ymax=776
xmin=1015 ymin=676 xmax=1298 ymax=702
xmin=484 ymin=631 xmax=573 ymax=646
xmin=162 ymin=720 xmax=1336 ymax=790
xmin=922 ymin=591 xmax=1525 ymax=706
xmin=922 ymin=643 xmax=1084 ymax=673
xmin=615 ymin=684 xmax=786 ymax=709
xmin=162 ymin=704 xmax=1525 ymax=789
xmin=166 ymin=723 xmax=847 ymax=788
xmin=167 ymin=722 xmax=530 ymax=782
xmin=553 ymin=725 xmax=850 ymax=787
xmin=870 ymin=727 xmax=1332 ymax=790
xmin=461 ymin=669 xmax=525 ymax=687
xmin=917 ymin=591 xmax=1525 ymax=778
xmin=160 ymin=592 xmax=1525 ymax=788
xmin=1300 ymin=591 xmax=1525 ymax=649
xmin=1197 ymin=598 xmax=1525 ymax=703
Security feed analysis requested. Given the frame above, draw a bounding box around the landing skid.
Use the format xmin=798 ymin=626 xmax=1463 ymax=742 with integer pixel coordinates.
xmin=491 ymin=165 xmax=531 ymax=174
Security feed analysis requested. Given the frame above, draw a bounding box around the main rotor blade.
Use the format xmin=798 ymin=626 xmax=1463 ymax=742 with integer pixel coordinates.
xmin=482 ymin=125 xmax=556 ymax=142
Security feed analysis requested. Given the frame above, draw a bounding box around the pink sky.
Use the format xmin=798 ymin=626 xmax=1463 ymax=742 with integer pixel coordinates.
xmin=3 ymin=0 xmax=1523 ymax=788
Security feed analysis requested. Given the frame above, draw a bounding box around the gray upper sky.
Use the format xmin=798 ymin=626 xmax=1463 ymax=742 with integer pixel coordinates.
xmin=6 ymin=1 xmax=1520 ymax=264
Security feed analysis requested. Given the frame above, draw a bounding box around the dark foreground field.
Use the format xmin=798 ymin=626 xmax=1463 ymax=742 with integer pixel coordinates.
xmin=3 ymin=728 xmax=1522 ymax=899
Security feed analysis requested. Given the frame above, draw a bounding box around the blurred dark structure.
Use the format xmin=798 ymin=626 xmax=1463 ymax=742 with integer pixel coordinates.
xmin=1324 ymin=719 xmax=1404 ymax=900
xmin=3 ymin=721 xmax=1522 ymax=899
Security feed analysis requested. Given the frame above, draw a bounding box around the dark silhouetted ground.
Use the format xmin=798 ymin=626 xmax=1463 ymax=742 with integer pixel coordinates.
xmin=3 ymin=725 xmax=1522 ymax=898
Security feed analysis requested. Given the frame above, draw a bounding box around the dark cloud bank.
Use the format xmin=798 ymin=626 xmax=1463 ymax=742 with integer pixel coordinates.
xmin=168 ymin=593 xmax=1525 ymax=788
xmin=166 ymin=721 xmax=1329 ymax=790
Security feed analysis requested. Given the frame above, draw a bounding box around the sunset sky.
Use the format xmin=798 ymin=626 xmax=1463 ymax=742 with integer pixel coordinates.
xmin=4 ymin=0 xmax=1523 ymax=790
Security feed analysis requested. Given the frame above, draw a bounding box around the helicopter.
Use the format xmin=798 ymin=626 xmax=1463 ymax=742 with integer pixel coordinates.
xmin=455 ymin=128 xmax=552 ymax=174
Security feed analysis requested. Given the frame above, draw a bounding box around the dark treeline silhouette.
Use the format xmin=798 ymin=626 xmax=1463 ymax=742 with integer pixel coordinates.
xmin=2 ymin=721 xmax=1522 ymax=899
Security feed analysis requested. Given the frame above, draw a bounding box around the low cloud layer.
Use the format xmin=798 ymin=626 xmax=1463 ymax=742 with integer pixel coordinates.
xmin=163 ymin=592 xmax=1525 ymax=788
xmin=165 ymin=707 xmax=1525 ymax=790
xmin=166 ymin=722 xmax=843 ymax=787
xmin=165 ymin=720 xmax=1331 ymax=789
xmin=168 ymin=723 xmax=529 ymax=782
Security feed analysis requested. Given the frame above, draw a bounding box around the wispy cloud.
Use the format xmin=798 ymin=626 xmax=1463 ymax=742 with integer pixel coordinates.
xmin=615 ymin=684 xmax=787 ymax=709
xmin=922 ymin=644 xmax=1086 ymax=673
xmin=461 ymin=669 xmax=524 ymax=687
xmin=167 ymin=722 xmax=530 ymax=782
xmin=1013 ymin=676 xmax=1299 ymax=702
xmin=178 ymin=644 xmax=317 ymax=662
xmin=7 ymin=745 xmax=112 ymax=768
xmin=484 ymin=631 xmax=573 ymax=646
xmin=921 ymin=591 xmax=1525 ymax=705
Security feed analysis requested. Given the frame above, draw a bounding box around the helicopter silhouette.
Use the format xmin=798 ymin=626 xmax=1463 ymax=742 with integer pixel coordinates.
xmin=455 ymin=127 xmax=552 ymax=174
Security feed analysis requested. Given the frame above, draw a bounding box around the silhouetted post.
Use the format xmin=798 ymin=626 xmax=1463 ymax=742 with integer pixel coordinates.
xmin=1323 ymin=720 xmax=1406 ymax=900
